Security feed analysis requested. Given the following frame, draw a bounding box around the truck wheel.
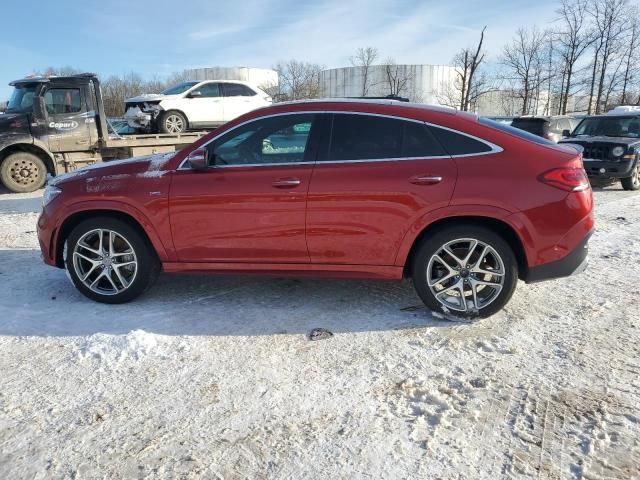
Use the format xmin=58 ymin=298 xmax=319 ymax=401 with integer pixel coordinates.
xmin=0 ymin=152 xmax=47 ymax=193
xmin=621 ymin=164 xmax=640 ymax=191
xmin=411 ymin=225 xmax=518 ymax=319
xmin=158 ymin=111 xmax=187 ymax=134
xmin=65 ymin=217 xmax=160 ymax=304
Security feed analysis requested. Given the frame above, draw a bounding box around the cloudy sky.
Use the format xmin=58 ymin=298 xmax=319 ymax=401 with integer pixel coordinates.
xmin=0 ymin=0 xmax=561 ymax=100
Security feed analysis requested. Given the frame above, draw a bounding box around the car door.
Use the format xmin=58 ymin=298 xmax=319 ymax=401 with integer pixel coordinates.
xmin=306 ymin=113 xmax=458 ymax=266
xmin=181 ymin=82 xmax=224 ymax=126
xmin=42 ymin=85 xmax=94 ymax=152
xmin=169 ymin=113 xmax=322 ymax=263
xmin=221 ymin=83 xmax=259 ymax=122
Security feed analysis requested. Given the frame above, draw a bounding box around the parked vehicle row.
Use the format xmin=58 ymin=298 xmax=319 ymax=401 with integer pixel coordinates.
xmin=511 ymin=116 xmax=581 ymax=143
xmin=507 ymin=109 xmax=640 ymax=190
xmin=558 ymin=108 xmax=640 ymax=191
xmin=38 ymin=99 xmax=594 ymax=318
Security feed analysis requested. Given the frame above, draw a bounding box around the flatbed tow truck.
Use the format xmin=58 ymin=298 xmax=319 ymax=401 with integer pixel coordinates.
xmin=0 ymin=73 xmax=207 ymax=193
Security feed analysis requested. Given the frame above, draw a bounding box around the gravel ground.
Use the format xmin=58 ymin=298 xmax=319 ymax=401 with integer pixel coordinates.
xmin=0 ymin=185 xmax=638 ymax=479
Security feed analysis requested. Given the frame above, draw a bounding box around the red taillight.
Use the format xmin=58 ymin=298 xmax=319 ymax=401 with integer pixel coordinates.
xmin=540 ymin=168 xmax=590 ymax=192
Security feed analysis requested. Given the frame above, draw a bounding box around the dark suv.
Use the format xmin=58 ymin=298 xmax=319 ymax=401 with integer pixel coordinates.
xmin=559 ymin=113 xmax=640 ymax=191
xmin=511 ymin=116 xmax=581 ymax=143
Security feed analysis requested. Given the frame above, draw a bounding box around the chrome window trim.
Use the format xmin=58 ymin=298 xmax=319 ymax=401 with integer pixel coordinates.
xmin=177 ymin=110 xmax=503 ymax=170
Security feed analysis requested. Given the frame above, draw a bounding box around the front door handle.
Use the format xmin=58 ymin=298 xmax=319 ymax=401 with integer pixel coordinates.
xmin=272 ymin=177 xmax=301 ymax=188
xmin=409 ymin=175 xmax=443 ymax=185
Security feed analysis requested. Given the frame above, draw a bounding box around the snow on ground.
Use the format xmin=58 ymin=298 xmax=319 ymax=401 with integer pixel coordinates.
xmin=0 ymin=185 xmax=639 ymax=479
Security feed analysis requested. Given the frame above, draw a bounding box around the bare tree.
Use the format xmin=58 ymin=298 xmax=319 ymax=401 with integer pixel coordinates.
xmin=450 ymin=26 xmax=488 ymax=111
xmin=555 ymin=0 xmax=595 ymax=114
xmin=587 ymin=0 xmax=629 ymax=113
xmin=383 ymin=59 xmax=413 ymax=97
xmin=619 ymin=13 xmax=640 ymax=104
xmin=350 ymin=47 xmax=379 ymax=96
xmin=101 ymin=72 xmax=148 ymax=117
xmin=274 ymin=60 xmax=323 ymax=101
xmin=501 ymin=27 xmax=549 ymax=115
xmin=33 ymin=66 xmax=83 ymax=77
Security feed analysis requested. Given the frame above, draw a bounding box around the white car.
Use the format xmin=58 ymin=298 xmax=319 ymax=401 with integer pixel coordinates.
xmin=124 ymin=80 xmax=272 ymax=133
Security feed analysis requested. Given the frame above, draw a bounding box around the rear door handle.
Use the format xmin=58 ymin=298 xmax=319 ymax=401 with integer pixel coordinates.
xmin=272 ymin=177 xmax=301 ymax=188
xmin=409 ymin=175 xmax=443 ymax=185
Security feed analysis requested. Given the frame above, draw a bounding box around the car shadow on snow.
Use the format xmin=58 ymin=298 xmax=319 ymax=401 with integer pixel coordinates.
xmin=0 ymin=249 xmax=457 ymax=338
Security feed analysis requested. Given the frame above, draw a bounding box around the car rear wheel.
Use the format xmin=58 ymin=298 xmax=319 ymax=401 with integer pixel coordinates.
xmin=0 ymin=152 xmax=47 ymax=193
xmin=621 ymin=163 xmax=640 ymax=191
xmin=65 ymin=217 xmax=160 ymax=304
xmin=158 ymin=111 xmax=187 ymax=134
xmin=411 ymin=225 xmax=518 ymax=318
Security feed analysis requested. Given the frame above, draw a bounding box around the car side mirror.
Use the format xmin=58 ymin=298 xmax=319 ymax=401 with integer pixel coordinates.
xmin=188 ymin=91 xmax=202 ymax=98
xmin=187 ymin=147 xmax=209 ymax=170
xmin=562 ymin=129 xmax=571 ymax=138
xmin=33 ymin=96 xmax=48 ymax=121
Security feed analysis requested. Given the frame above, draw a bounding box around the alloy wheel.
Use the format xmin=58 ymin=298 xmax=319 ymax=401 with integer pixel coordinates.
xmin=426 ymin=238 xmax=505 ymax=313
xmin=72 ymin=229 xmax=138 ymax=295
xmin=165 ymin=114 xmax=185 ymax=133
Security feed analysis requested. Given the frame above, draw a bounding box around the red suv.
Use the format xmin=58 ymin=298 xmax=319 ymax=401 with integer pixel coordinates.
xmin=37 ymin=100 xmax=594 ymax=318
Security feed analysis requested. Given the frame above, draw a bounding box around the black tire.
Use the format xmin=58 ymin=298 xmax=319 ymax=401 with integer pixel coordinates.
xmin=411 ymin=224 xmax=518 ymax=319
xmin=0 ymin=152 xmax=47 ymax=193
xmin=158 ymin=110 xmax=187 ymax=134
xmin=65 ymin=217 xmax=160 ymax=304
xmin=621 ymin=163 xmax=640 ymax=191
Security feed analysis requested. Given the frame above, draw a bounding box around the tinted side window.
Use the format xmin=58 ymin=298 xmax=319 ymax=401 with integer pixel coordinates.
xmin=209 ymin=114 xmax=316 ymax=166
xmin=429 ymin=125 xmax=494 ymax=155
xmin=402 ymin=121 xmax=447 ymax=157
xmin=329 ymin=114 xmax=402 ymax=160
xmin=223 ymin=83 xmax=256 ymax=97
xmin=327 ymin=114 xmax=445 ymax=161
xmin=44 ymin=88 xmax=82 ymax=114
xmin=193 ymin=83 xmax=220 ymax=98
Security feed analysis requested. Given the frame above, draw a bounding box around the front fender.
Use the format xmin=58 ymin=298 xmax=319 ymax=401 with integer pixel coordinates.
xmin=53 ymin=199 xmax=173 ymax=264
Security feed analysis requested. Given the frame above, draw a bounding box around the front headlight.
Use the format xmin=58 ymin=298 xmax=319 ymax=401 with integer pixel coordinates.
xmin=612 ymin=146 xmax=625 ymax=157
xmin=42 ymin=185 xmax=62 ymax=207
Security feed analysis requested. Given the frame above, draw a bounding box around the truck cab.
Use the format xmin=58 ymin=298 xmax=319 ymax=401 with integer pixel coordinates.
xmin=0 ymin=74 xmax=101 ymax=192
xmin=0 ymin=74 xmax=205 ymax=193
xmin=559 ymin=109 xmax=640 ymax=191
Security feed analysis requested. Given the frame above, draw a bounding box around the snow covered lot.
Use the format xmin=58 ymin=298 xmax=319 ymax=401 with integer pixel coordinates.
xmin=0 ymin=185 xmax=639 ymax=479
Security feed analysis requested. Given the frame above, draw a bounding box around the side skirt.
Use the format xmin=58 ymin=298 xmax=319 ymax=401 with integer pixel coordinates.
xmin=162 ymin=262 xmax=404 ymax=280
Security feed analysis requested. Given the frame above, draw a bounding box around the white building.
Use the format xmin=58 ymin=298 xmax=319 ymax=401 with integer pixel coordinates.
xmin=184 ymin=67 xmax=278 ymax=89
xmin=319 ymin=64 xmax=457 ymax=105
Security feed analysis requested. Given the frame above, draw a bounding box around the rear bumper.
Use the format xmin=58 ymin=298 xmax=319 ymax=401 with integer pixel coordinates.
xmin=524 ymin=231 xmax=592 ymax=283
xmin=583 ymin=158 xmax=635 ymax=179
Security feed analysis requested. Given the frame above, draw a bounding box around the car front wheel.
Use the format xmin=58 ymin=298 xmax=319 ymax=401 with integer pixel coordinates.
xmin=158 ymin=111 xmax=187 ymax=134
xmin=65 ymin=217 xmax=159 ymax=303
xmin=411 ymin=225 xmax=518 ymax=318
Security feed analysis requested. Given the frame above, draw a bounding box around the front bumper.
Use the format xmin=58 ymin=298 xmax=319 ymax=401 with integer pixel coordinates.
xmin=583 ymin=158 xmax=635 ymax=179
xmin=524 ymin=231 xmax=592 ymax=283
xmin=37 ymin=207 xmax=59 ymax=267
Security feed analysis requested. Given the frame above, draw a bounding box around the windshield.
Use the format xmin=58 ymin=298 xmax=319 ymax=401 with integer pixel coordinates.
xmin=573 ymin=116 xmax=640 ymax=138
xmin=161 ymin=81 xmax=198 ymax=95
xmin=6 ymin=84 xmax=38 ymax=113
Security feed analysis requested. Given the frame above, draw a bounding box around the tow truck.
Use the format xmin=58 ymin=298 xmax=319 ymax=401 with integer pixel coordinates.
xmin=0 ymin=73 xmax=206 ymax=193
xmin=559 ymin=106 xmax=640 ymax=191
